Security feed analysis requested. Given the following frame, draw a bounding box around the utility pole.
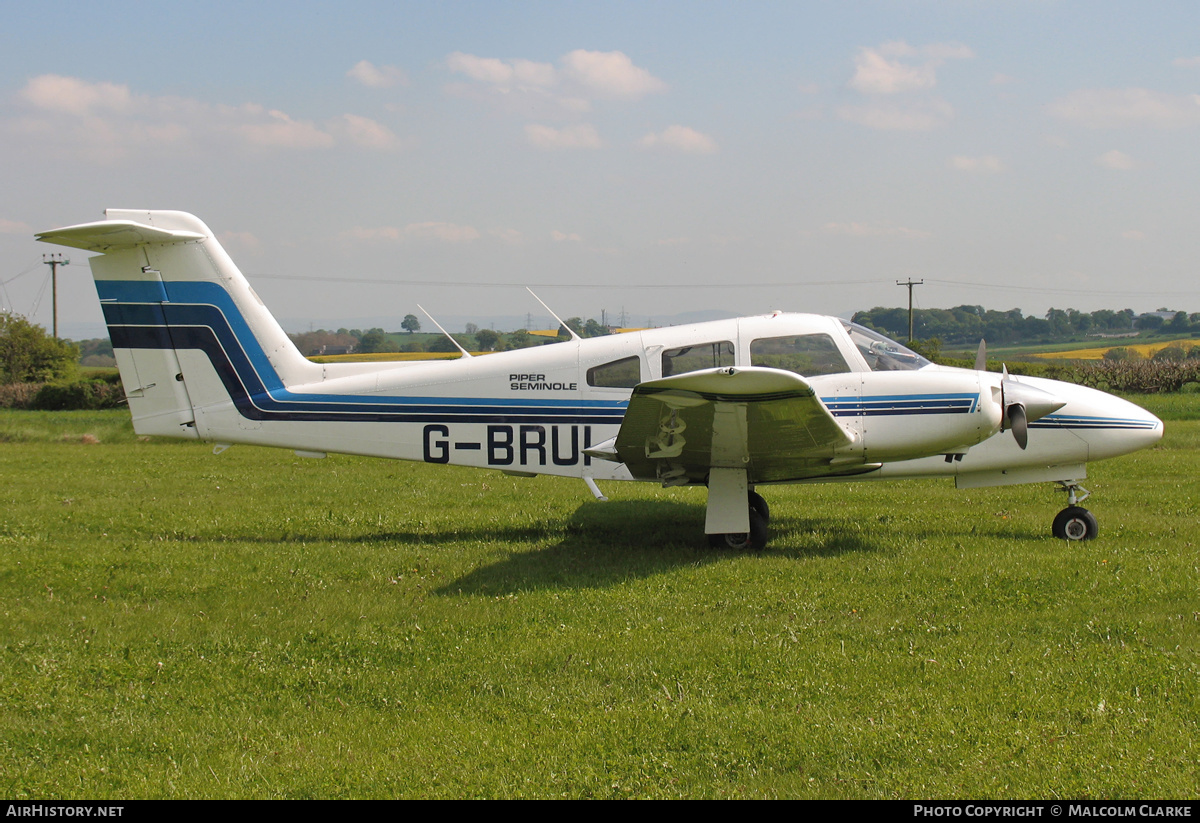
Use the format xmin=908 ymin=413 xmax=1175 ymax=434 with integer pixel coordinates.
xmin=896 ymin=278 xmax=923 ymax=342
xmin=43 ymin=254 xmax=70 ymax=338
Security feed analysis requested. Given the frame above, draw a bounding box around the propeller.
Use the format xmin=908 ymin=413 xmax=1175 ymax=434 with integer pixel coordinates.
xmin=998 ymin=366 xmax=1065 ymax=451
xmin=1007 ymin=402 xmax=1029 ymax=449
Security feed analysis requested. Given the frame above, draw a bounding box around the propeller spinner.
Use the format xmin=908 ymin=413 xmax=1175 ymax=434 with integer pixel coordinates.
xmin=999 ymin=368 xmax=1065 ymax=450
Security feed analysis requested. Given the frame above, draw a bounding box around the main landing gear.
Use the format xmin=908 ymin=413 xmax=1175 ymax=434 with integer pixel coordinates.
xmin=1052 ymin=481 xmax=1097 ymax=541
xmin=707 ymin=489 xmax=770 ymax=551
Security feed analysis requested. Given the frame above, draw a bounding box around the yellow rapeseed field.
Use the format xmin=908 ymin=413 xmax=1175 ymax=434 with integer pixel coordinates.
xmin=1034 ymin=340 xmax=1198 ymax=360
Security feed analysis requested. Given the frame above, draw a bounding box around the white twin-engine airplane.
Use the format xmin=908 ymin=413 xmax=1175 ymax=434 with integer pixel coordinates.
xmin=39 ymin=210 xmax=1163 ymax=550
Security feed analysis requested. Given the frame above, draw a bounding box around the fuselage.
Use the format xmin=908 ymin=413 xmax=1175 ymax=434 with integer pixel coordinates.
xmin=166 ymin=306 xmax=1162 ymax=488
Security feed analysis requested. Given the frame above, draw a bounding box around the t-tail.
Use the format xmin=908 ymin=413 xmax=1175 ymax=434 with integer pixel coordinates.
xmin=37 ymin=210 xmax=321 ymax=439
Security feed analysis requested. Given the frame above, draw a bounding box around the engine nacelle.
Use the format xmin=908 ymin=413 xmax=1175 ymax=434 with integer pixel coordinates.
xmin=851 ymin=370 xmax=1003 ymax=462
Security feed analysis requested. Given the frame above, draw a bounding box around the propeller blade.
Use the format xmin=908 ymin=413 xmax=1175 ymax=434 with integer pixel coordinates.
xmin=1008 ymin=404 xmax=1028 ymax=450
xmin=974 ymin=339 xmax=987 ymax=371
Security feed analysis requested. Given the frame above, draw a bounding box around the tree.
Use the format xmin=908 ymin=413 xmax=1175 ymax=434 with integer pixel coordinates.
xmin=427 ymin=335 xmax=464 ymax=353
xmin=507 ymin=328 xmax=537 ymax=349
xmin=0 ymin=313 xmax=78 ymax=384
xmin=475 ymin=328 xmax=500 ymax=351
xmin=358 ymin=328 xmax=398 ymax=353
xmin=583 ymin=318 xmax=609 ymax=338
xmin=464 ymin=322 xmax=479 ymax=335
xmin=559 ymin=317 xmax=584 ymax=339
xmin=1137 ymin=314 xmax=1164 ymax=332
xmin=401 ymin=314 xmax=421 ymax=334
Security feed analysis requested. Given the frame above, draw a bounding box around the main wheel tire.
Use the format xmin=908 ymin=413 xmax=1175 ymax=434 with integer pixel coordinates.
xmin=748 ymin=490 xmax=770 ymax=526
xmin=707 ymin=508 xmax=769 ymax=551
xmin=1052 ymin=506 xmax=1098 ymax=541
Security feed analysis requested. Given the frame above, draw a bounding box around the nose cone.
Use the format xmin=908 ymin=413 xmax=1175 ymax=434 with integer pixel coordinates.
xmin=1030 ymin=383 xmax=1163 ymax=460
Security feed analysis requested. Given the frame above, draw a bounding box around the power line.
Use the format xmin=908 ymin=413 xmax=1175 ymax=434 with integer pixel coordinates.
xmin=247 ymin=272 xmax=1200 ymax=299
xmin=249 ymin=272 xmax=885 ymax=289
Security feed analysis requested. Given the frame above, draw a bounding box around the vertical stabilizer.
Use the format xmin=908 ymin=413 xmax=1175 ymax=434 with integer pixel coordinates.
xmin=37 ymin=210 xmax=321 ymax=439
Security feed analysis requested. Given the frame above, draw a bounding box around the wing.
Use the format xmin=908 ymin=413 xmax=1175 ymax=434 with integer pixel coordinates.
xmin=599 ymin=366 xmax=866 ymax=486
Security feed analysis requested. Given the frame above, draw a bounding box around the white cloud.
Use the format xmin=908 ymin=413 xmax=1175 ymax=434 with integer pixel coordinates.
xmin=837 ymin=98 xmax=954 ymax=131
xmin=850 ymin=48 xmax=936 ymax=94
xmin=560 ymin=50 xmax=667 ymax=99
xmin=638 ymin=125 xmax=717 ymax=154
xmin=1172 ymin=56 xmax=1200 ymax=69
xmin=1096 ymin=149 xmax=1135 ymax=170
xmin=346 ymin=60 xmax=408 ymax=89
xmin=1047 ymin=88 xmax=1200 ymax=129
xmin=446 ymin=52 xmax=557 ymax=90
xmin=8 ymin=74 xmax=408 ymax=159
xmin=20 ymin=74 xmax=132 ymax=115
xmin=236 ymin=107 xmax=334 ymax=149
xmin=0 ymin=218 xmax=32 ymax=235
xmin=219 ymin=230 xmax=261 ymax=252
xmin=445 ymin=49 xmax=664 ymax=115
xmin=849 ymin=41 xmax=972 ymax=95
xmin=333 ymin=113 xmax=400 ymax=150
xmin=525 ymin=123 xmax=603 ymax=150
xmin=819 ymin=221 xmax=932 ymax=239
xmin=551 ymin=230 xmax=582 ymax=242
xmin=1120 ymin=229 xmax=1147 ymax=240
xmin=949 ymin=155 xmax=1004 ymax=174
xmin=342 ymin=223 xmax=481 ymax=243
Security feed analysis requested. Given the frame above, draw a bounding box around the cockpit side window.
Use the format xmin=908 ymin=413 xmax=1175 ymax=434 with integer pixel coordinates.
xmin=661 ymin=341 xmax=734 ymax=377
xmin=749 ymin=334 xmax=850 ymax=377
xmin=586 ymin=356 xmax=642 ymax=388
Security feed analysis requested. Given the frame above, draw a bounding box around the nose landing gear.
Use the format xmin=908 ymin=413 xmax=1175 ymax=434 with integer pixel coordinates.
xmin=1052 ymin=482 xmax=1097 ymax=541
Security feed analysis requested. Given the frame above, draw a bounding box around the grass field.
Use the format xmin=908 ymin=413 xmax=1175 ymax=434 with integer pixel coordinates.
xmin=1 ymin=398 xmax=1196 ymax=798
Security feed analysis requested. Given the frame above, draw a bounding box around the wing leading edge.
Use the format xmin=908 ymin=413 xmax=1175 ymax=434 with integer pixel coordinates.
xmin=606 ymin=366 xmax=871 ymax=487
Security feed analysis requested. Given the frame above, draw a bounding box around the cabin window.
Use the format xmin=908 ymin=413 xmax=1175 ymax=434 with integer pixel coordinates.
xmin=749 ymin=333 xmax=850 ymax=377
xmin=586 ymin=356 xmax=641 ymax=388
xmin=661 ymin=341 xmax=734 ymax=377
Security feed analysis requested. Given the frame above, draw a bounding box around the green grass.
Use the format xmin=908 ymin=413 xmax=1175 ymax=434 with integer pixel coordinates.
xmin=0 ymin=403 xmax=1197 ymax=798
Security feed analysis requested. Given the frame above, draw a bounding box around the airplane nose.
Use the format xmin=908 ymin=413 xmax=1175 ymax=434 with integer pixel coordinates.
xmin=1080 ymin=402 xmax=1163 ymax=460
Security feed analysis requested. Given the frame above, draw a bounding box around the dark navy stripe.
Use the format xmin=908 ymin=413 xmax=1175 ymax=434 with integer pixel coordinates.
xmin=822 ymin=393 xmax=979 ymax=417
xmin=1030 ymin=414 xmax=1158 ymax=431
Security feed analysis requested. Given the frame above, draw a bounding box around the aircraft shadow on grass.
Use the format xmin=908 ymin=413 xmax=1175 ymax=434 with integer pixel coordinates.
xmin=434 ymin=499 xmax=888 ymax=596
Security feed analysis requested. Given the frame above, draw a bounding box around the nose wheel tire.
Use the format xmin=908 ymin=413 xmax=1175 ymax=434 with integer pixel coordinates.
xmin=1052 ymin=506 xmax=1098 ymax=541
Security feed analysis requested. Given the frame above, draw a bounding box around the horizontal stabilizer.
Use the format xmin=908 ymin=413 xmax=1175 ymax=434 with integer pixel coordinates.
xmin=36 ymin=220 xmax=205 ymax=252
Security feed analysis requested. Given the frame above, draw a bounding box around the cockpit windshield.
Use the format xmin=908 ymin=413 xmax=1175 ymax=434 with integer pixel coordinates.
xmin=841 ymin=321 xmax=931 ymax=372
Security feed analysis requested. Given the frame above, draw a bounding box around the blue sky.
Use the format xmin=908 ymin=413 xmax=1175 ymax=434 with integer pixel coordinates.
xmin=3 ymin=1 xmax=1199 ymax=336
